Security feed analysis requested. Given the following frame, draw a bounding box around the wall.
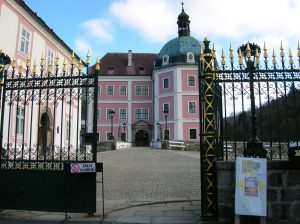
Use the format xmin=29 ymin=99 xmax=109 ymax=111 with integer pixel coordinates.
xmin=216 ymin=160 xmax=300 ymax=224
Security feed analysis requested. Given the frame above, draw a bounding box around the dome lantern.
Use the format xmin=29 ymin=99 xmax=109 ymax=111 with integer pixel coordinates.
xmin=177 ymin=2 xmax=190 ymax=37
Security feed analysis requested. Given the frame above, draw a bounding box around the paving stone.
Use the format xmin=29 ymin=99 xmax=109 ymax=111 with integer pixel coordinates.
xmin=134 ymin=211 xmax=164 ymax=217
xmin=164 ymin=210 xmax=194 ymax=217
xmin=115 ymin=216 xmax=152 ymax=223
xmin=152 ymin=216 xmax=196 ymax=224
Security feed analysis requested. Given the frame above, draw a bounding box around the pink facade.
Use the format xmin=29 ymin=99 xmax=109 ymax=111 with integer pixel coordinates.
xmin=159 ymin=96 xmax=174 ymax=120
xmin=182 ymin=95 xmax=199 ymax=119
xmin=182 ymin=122 xmax=200 ymax=141
xmin=131 ymin=103 xmax=153 ymax=123
xmin=131 ymin=81 xmax=153 ymax=100
xmin=158 ymin=71 xmax=174 ymax=94
xmin=181 ymin=70 xmax=198 ymax=91
xmin=99 ymin=81 xmax=128 ymax=101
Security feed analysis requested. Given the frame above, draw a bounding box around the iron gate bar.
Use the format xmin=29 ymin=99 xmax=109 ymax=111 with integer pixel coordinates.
xmin=0 ymin=53 xmax=98 ymax=213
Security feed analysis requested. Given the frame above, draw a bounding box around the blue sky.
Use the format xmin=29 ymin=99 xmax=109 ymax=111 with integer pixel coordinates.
xmin=25 ymin=0 xmax=300 ymax=64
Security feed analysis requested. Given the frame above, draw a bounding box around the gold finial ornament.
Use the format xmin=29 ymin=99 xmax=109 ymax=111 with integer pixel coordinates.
xmin=47 ymin=61 xmax=52 ymax=74
xmin=221 ymin=49 xmax=226 ymax=65
xmin=12 ymin=58 xmax=16 ymax=69
xmin=212 ymin=43 xmax=216 ymax=59
xmin=55 ymin=53 xmax=59 ymax=67
xmin=95 ymin=57 xmax=100 ymax=71
xmin=255 ymin=48 xmax=260 ymax=65
xmin=246 ymin=42 xmax=251 ymax=59
xmin=280 ymin=41 xmax=285 ymax=58
xmin=18 ymin=61 xmax=22 ymax=75
xmin=26 ymin=55 xmax=30 ymax=68
xmin=204 ymin=37 xmax=209 ymax=42
xmin=40 ymin=53 xmax=44 ymax=68
xmin=229 ymin=43 xmax=234 ymax=59
xmin=289 ymin=49 xmax=294 ymax=65
xmin=71 ymin=51 xmax=75 ymax=65
xmin=238 ymin=49 xmax=243 ymax=65
xmin=86 ymin=50 xmax=90 ymax=65
xmin=62 ymin=58 xmax=67 ymax=73
xmin=78 ymin=58 xmax=83 ymax=72
xmin=33 ymin=59 xmax=37 ymax=74
xmin=272 ymin=49 xmax=277 ymax=65
xmin=263 ymin=42 xmax=268 ymax=59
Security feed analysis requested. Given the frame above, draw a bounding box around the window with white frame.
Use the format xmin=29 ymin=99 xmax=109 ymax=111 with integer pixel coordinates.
xmin=16 ymin=107 xmax=25 ymax=135
xmin=135 ymin=109 xmax=142 ymax=119
xmin=188 ymin=76 xmax=195 ymax=86
xmin=98 ymin=86 xmax=101 ymax=95
xmin=106 ymin=109 xmax=114 ymax=119
xmin=107 ymin=86 xmax=114 ymax=96
xmin=142 ymin=86 xmax=149 ymax=96
xmin=189 ymin=102 xmax=196 ymax=114
xmin=136 ymin=86 xmax=142 ymax=96
xmin=163 ymin=78 xmax=169 ymax=89
xmin=18 ymin=26 xmax=30 ymax=56
xmin=120 ymin=108 xmax=127 ymax=119
xmin=120 ymin=86 xmax=127 ymax=96
xmin=46 ymin=48 xmax=54 ymax=73
xmin=142 ymin=109 xmax=149 ymax=119
xmin=106 ymin=132 xmax=112 ymax=141
xmin=163 ymin=103 xmax=169 ymax=113
xmin=189 ymin=129 xmax=197 ymax=140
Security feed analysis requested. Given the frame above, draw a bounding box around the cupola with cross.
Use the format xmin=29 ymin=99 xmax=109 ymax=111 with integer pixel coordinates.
xmin=177 ymin=2 xmax=190 ymax=37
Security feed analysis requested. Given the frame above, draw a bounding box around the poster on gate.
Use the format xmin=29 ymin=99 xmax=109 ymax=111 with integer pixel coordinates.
xmin=235 ymin=157 xmax=267 ymax=216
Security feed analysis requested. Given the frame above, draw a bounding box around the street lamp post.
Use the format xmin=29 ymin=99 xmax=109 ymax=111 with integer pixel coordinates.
xmin=163 ymin=109 xmax=169 ymax=140
xmin=122 ymin=122 xmax=126 ymax=141
xmin=109 ymin=110 xmax=115 ymax=140
xmin=156 ymin=122 xmax=162 ymax=141
xmin=238 ymin=42 xmax=267 ymax=158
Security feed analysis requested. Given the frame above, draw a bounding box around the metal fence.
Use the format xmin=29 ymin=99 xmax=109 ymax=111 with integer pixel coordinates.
xmin=211 ymin=42 xmax=300 ymax=161
xmin=0 ymin=55 xmax=97 ymax=170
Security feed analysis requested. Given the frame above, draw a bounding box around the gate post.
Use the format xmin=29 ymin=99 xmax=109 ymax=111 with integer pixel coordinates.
xmin=200 ymin=37 xmax=217 ymax=218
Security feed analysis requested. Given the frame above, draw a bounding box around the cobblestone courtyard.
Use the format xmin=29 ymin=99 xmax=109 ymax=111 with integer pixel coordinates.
xmin=97 ymin=147 xmax=201 ymax=202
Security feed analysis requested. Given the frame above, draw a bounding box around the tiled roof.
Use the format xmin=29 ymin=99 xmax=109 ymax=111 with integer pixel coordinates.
xmin=99 ymin=52 xmax=157 ymax=76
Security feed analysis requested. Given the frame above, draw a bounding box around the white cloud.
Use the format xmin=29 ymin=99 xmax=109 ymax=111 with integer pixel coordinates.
xmin=108 ymin=0 xmax=300 ymax=45
xmin=75 ymin=38 xmax=91 ymax=56
xmin=109 ymin=0 xmax=176 ymax=43
xmin=80 ymin=19 xmax=114 ymax=42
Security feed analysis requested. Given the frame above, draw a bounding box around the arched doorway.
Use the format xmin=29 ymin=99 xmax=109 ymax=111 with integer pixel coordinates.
xmin=38 ymin=111 xmax=53 ymax=157
xmin=135 ymin=130 xmax=149 ymax=146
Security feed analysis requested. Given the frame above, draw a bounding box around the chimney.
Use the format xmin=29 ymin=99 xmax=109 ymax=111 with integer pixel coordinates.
xmin=128 ymin=50 xmax=132 ymax=67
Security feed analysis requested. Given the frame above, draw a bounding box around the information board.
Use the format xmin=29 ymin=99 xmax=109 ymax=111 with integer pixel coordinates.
xmin=235 ymin=157 xmax=267 ymax=216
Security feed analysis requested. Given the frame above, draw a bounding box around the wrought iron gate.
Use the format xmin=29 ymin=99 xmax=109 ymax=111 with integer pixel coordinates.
xmin=0 ymin=54 xmax=99 ymax=213
xmin=200 ymin=38 xmax=300 ymax=218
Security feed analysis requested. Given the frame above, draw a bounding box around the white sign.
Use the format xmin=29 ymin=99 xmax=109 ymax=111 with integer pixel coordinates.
xmin=235 ymin=157 xmax=267 ymax=216
xmin=70 ymin=163 xmax=96 ymax=173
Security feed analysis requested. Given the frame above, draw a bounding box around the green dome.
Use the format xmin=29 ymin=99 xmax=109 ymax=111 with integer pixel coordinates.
xmin=155 ymin=36 xmax=201 ymax=68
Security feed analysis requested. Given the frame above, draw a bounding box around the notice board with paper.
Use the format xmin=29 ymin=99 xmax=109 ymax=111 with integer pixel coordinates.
xmin=235 ymin=157 xmax=267 ymax=216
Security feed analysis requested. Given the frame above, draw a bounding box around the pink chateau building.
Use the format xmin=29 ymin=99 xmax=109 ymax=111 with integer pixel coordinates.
xmin=97 ymin=6 xmax=202 ymax=147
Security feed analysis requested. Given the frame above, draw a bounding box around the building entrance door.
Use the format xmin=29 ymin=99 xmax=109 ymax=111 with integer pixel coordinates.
xmin=135 ymin=130 xmax=149 ymax=146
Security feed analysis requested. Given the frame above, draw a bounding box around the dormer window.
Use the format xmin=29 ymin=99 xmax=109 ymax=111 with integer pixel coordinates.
xmin=162 ymin=55 xmax=169 ymax=66
xmin=187 ymin=52 xmax=195 ymax=63
xmin=108 ymin=66 xmax=114 ymax=70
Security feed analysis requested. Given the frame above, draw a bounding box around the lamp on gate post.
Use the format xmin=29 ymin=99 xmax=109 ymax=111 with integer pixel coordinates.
xmin=163 ymin=109 xmax=169 ymax=140
xmin=122 ymin=122 xmax=126 ymax=141
xmin=238 ymin=42 xmax=267 ymax=158
xmin=108 ymin=110 xmax=115 ymax=140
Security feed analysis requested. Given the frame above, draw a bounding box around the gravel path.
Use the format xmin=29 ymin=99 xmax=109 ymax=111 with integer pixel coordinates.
xmin=97 ymin=147 xmax=201 ymax=201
